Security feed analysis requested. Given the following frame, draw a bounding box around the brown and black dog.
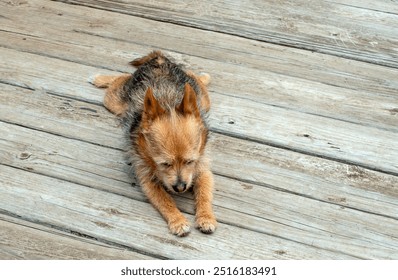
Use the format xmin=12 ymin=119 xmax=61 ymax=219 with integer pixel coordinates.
xmin=93 ymin=51 xmax=216 ymax=236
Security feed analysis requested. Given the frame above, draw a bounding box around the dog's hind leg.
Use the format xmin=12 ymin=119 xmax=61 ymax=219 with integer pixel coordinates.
xmin=92 ymin=75 xmax=118 ymax=88
xmin=93 ymin=74 xmax=131 ymax=116
xmin=187 ymin=71 xmax=211 ymax=112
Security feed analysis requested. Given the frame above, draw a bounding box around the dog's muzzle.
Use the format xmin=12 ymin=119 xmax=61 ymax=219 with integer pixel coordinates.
xmin=172 ymin=181 xmax=187 ymax=193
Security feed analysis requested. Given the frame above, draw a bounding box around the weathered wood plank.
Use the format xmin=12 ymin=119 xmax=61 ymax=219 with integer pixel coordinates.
xmin=1 ymin=115 xmax=398 ymax=258
xmin=0 ymin=83 xmax=123 ymax=149
xmin=56 ymin=0 xmax=398 ymax=68
xmin=1 ymin=47 xmax=397 ymax=175
xmin=0 ymin=215 xmax=153 ymax=259
xmin=0 ymin=164 xmax=355 ymax=259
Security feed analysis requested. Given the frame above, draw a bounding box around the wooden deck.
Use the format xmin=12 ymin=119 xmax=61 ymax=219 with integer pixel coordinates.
xmin=1 ymin=0 xmax=398 ymax=260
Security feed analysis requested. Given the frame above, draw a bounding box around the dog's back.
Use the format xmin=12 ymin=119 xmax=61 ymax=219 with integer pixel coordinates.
xmin=125 ymin=51 xmax=203 ymax=111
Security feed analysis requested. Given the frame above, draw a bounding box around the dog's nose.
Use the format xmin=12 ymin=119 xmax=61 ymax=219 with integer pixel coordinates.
xmin=172 ymin=182 xmax=187 ymax=193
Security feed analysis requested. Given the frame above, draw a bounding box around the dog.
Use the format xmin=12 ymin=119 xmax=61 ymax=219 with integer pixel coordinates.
xmin=92 ymin=51 xmax=217 ymax=236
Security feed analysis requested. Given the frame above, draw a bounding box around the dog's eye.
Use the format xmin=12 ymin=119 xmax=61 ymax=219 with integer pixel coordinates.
xmin=160 ymin=162 xmax=172 ymax=168
xmin=185 ymin=160 xmax=194 ymax=165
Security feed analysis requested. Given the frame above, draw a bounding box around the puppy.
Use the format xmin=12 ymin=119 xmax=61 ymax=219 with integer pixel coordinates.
xmin=93 ymin=51 xmax=216 ymax=236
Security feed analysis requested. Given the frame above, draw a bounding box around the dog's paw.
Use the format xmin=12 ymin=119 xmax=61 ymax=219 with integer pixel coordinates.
xmin=198 ymin=73 xmax=211 ymax=86
xmin=89 ymin=75 xmax=111 ymax=88
xmin=195 ymin=215 xmax=217 ymax=234
xmin=88 ymin=75 xmax=100 ymax=86
xmin=169 ymin=218 xmax=191 ymax=237
xmin=92 ymin=75 xmax=107 ymax=88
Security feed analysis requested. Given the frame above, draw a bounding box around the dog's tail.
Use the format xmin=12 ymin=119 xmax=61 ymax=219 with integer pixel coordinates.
xmin=129 ymin=50 xmax=165 ymax=68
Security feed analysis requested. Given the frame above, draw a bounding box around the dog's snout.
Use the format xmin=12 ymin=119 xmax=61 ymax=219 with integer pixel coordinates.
xmin=172 ymin=181 xmax=187 ymax=193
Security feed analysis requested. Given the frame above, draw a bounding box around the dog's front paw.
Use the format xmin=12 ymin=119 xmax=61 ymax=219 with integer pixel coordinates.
xmin=168 ymin=217 xmax=191 ymax=237
xmin=195 ymin=215 xmax=217 ymax=234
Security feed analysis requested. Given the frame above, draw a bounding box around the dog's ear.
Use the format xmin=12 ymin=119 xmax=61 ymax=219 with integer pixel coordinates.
xmin=143 ymin=87 xmax=165 ymax=121
xmin=177 ymin=83 xmax=200 ymax=117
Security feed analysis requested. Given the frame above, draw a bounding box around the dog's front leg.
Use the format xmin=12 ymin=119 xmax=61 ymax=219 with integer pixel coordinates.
xmin=141 ymin=181 xmax=191 ymax=237
xmin=194 ymin=170 xmax=217 ymax=234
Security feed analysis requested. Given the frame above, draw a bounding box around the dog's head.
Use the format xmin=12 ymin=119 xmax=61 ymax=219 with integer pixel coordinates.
xmin=139 ymin=83 xmax=208 ymax=193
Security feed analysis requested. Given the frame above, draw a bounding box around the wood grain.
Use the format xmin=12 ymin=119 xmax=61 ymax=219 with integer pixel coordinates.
xmin=56 ymin=0 xmax=398 ymax=68
xmin=0 ymin=215 xmax=152 ymax=259
xmin=0 ymin=0 xmax=397 ymax=260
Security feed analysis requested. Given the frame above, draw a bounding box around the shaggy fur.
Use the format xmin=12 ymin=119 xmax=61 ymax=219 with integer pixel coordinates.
xmin=93 ymin=51 xmax=216 ymax=236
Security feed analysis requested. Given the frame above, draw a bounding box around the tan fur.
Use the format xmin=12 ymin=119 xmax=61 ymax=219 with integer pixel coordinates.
xmin=186 ymin=71 xmax=211 ymax=112
xmin=94 ymin=74 xmax=131 ymax=116
xmin=93 ymin=52 xmax=216 ymax=236
xmin=129 ymin=50 xmax=164 ymax=68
